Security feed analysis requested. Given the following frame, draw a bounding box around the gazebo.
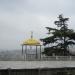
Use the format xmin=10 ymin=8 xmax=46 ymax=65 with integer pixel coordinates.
xmin=21 ymin=32 xmax=42 ymax=60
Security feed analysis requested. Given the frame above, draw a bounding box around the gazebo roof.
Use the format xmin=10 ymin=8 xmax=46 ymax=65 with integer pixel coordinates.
xmin=22 ymin=38 xmax=41 ymax=46
xmin=22 ymin=32 xmax=41 ymax=46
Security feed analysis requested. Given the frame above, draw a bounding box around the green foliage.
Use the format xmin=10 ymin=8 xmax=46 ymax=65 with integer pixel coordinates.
xmin=41 ymin=15 xmax=75 ymax=56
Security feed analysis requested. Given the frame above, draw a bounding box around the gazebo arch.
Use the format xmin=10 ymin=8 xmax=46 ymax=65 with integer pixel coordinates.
xmin=21 ymin=32 xmax=42 ymax=60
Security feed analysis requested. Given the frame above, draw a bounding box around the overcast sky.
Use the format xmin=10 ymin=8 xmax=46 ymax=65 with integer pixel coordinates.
xmin=0 ymin=0 xmax=75 ymax=50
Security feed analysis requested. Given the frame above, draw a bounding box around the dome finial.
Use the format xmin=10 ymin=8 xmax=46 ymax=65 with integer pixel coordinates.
xmin=31 ymin=31 xmax=33 ymax=39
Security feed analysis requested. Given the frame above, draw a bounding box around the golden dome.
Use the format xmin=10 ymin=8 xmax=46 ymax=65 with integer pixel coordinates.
xmin=22 ymin=32 xmax=41 ymax=45
xmin=22 ymin=38 xmax=40 ymax=45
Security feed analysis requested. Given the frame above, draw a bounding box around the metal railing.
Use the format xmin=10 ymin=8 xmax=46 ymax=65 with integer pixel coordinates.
xmin=1 ymin=54 xmax=75 ymax=61
xmin=41 ymin=56 xmax=74 ymax=61
xmin=25 ymin=54 xmax=75 ymax=61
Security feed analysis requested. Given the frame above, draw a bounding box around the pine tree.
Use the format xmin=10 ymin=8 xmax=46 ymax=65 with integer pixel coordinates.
xmin=41 ymin=15 xmax=75 ymax=56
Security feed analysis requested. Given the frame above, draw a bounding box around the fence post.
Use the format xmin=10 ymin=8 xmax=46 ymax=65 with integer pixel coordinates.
xmin=70 ymin=56 xmax=72 ymax=61
xmin=56 ymin=56 xmax=58 ymax=60
xmin=38 ymin=68 xmax=41 ymax=75
xmin=8 ymin=68 xmax=11 ymax=75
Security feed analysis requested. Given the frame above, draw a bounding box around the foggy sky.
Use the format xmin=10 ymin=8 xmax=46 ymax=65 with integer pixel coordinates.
xmin=0 ymin=0 xmax=75 ymax=50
